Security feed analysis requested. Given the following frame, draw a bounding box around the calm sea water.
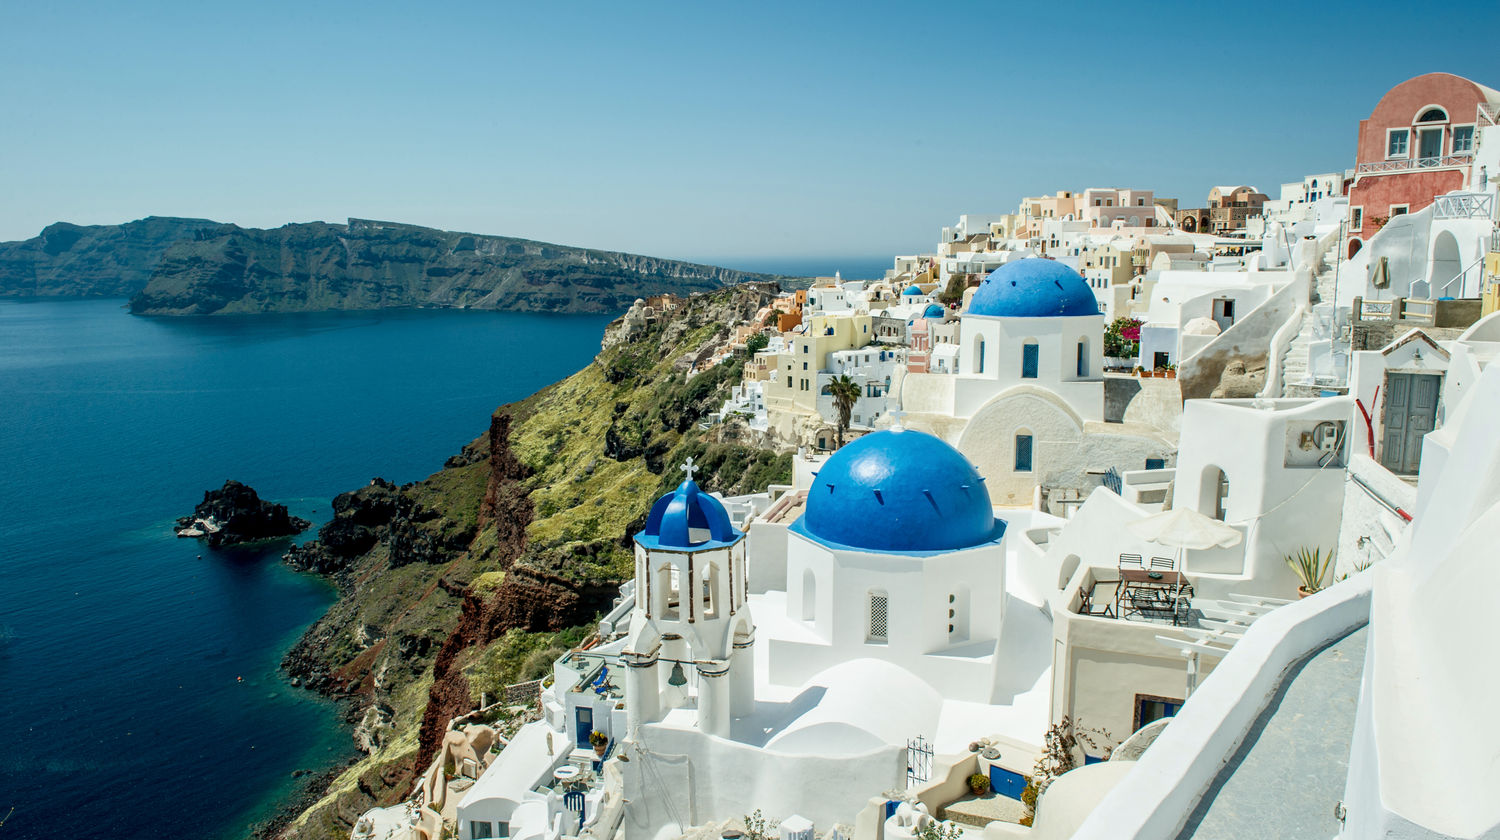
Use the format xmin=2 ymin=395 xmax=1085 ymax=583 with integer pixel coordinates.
xmin=0 ymin=299 xmax=613 ymax=839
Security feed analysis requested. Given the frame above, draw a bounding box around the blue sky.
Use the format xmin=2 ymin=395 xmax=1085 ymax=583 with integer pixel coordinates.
xmin=2 ymin=1 xmax=1497 ymax=264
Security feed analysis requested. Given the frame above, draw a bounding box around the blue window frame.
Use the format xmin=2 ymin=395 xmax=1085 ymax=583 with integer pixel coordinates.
xmin=1015 ymin=435 xmax=1033 ymax=472
xmin=1021 ymin=343 xmax=1039 ymax=378
xmin=1146 ymin=458 xmax=1165 ymax=470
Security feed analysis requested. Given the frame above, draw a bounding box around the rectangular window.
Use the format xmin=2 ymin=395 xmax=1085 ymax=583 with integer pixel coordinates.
xmin=868 ymin=593 xmax=888 ymax=642
xmin=1076 ymin=342 xmax=1087 ymax=377
xmin=1452 ymin=125 xmax=1475 ymax=153
xmin=1387 ymin=129 xmax=1409 ymax=158
xmin=1015 ymin=435 xmax=1033 ymax=472
xmin=1350 ymin=207 xmax=1363 ymax=231
xmin=1021 ymin=343 xmax=1039 ymax=378
xmin=1391 ymin=204 xmax=1409 ymax=216
xmin=471 ymin=822 xmax=495 ymax=839
xmin=1146 ymin=457 xmax=1166 ymax=470
xmin=1133 ymin=694 xmax=1182 ymax=731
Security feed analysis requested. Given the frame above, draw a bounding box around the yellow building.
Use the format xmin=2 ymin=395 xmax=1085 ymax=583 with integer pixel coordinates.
xmin=764 ymin=313 xmax=874 ymax=438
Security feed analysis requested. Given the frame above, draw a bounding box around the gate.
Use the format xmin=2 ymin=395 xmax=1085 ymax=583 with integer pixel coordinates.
xmin=906 ymin=735 xmax=933 ymax=788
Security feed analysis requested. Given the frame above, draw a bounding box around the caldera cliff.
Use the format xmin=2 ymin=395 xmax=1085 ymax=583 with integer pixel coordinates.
xmin=267 ymin=281 xmax=791 ymax=839
xmin=126 ymin=218 xmax=783 ymax=315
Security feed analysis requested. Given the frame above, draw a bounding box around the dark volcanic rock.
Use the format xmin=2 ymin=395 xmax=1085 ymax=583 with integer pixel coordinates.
xmin=127 ymin=217 xmax=785 ymax=316
xmin=175 ymin=480 xmax=310 ymax=547
xmin=0 ymin=216 xmax=225 ymax=298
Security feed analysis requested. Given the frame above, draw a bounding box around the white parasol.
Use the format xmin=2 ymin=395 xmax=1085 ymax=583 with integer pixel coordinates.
xmin=1126 ymin=507 xmax=1243 ymax=550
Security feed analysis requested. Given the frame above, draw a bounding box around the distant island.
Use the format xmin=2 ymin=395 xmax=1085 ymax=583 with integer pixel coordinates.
xmin=0 ymin=216 xmax=788 ymax=315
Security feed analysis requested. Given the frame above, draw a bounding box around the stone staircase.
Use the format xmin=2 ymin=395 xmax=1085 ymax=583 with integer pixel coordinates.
xmin=1280 ymin=239 xmax=1345 ymax=397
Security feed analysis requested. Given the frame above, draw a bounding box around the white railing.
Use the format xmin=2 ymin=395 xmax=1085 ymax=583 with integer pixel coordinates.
xmin=1479 ymin=102 xmax=1499 ymax=128
xmin=1354 ymin=153 xmax=1475 ymax=176
xmin=1436 ymin=253 xmax=1489 ymax=298
xmin=1432 ymin=192 xmax=1496 ymax=220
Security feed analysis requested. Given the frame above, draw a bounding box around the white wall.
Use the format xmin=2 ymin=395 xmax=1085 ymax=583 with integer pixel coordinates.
xmin=619 ymin=727 xmax=905 ymax=839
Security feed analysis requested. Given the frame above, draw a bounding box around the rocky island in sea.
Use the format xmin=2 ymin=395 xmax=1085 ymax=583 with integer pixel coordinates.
xmin=175 ymin=480 xmax=311 ymax=547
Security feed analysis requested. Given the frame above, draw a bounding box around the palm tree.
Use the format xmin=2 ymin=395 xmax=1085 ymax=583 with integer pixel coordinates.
xmin=827 ymin=374 xmax=862 ymax=449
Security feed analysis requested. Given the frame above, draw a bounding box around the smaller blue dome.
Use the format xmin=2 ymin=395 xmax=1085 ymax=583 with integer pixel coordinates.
xmin=903 ymin=285 xmax=923 ymax=296
xmin=922 ymin=303 xmax=946 ymax=319
xmin=968 ymin=258 xmax=1098 ymax=318
xmin=636 ymin=478 xmax=741 ymax=550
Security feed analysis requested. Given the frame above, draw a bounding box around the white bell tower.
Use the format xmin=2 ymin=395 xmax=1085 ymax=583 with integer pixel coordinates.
xmin=622 ymin=458 xmax=754 ymax=737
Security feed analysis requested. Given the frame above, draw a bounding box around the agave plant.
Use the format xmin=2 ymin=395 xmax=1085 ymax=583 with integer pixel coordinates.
xmin=1286 ymin=547 xmax=1335 ymax=593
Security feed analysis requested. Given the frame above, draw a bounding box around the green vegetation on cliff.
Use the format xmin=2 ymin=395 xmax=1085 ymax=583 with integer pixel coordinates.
xmin=271 ymin=281 xmax=790 ymax=839
xmin=125 ymin=217 xmax=784 ymax=315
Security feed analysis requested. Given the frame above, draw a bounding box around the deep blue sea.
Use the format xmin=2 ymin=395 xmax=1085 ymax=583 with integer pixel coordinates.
xmin=0 ymin=300 xmax=613 ymax=839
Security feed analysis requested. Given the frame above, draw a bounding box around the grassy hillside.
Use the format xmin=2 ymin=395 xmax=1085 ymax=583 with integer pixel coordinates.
xmin=269 ymin=281 xmax=790 ymax=839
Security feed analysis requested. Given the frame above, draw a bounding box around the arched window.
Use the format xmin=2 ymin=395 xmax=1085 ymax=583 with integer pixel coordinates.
xmin=1416 ymin=107 xmax=1448 ymax=123
xmin=1021 ymin=342 xmax=1039 ymax=378
xmin=975 ymin=337 xmax=986 ymax=374
xmin=867 ymin=588 xmax=889 ymax=643
xmin=659 ymin=564 xmax=681 ymax=620
xmin=1076 ymin=337 xmax=1089 ymax=378
xmin=800 ymin=568 xmax=817 ymax=622
xmin=701 ymin=561 xmax=719 ymax=620
xmin=1015 ymin=432 xmax=1034 ymax=472
xmin=1199 ymin=466 xmax=1230 ymax=521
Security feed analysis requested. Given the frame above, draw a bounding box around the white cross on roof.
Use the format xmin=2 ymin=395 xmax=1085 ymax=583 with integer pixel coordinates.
xmin=680 ymin=456 xmax=697 ymax=483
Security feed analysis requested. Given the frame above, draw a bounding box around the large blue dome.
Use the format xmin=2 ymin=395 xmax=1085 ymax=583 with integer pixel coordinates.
xmin=922 ymin=303 xmax=946 ymax=319
xmin=796 ymin=429 xmax=1002 ymax=553
xmin=968 ymin=258 xmax=1098 ymax=318
xmin=902 ymin=285 xmax=923 ymax=296
xmin=636 ymin=478 xmax=741 ymax=550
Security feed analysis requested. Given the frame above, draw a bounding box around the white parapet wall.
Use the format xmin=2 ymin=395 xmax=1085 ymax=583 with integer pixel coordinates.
xmin=1068 ymin=572 xmax=1373 ymax=839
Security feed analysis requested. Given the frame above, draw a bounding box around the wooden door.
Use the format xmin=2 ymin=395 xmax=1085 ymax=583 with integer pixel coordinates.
xmin=1381 ymin=373 xmax=1440 ymax=473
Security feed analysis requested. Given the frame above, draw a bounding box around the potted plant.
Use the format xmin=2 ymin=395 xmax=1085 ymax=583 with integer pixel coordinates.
xmin=1165 ymin=363 xmax=1177 ymax=379
xmin=1133 ymin=366 xmax=1145 ymax=378
xmin=589 ymin=729 xmax=608 ymax=757
xmin=967 ymin=772 xmax=990 ymax=796
xmin=1286 ymin=547 xmax=1334 ymax=597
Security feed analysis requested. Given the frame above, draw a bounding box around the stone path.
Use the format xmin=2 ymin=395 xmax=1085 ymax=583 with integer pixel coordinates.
xmin=1176 ymin=625 xmax=1367 ymax=839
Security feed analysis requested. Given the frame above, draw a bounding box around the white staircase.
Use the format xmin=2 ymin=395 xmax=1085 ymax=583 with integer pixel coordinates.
xmin=1281 ymin=239 xmax=1344 ymax=395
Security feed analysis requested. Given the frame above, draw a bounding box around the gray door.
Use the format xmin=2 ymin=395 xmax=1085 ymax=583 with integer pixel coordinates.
xmin=1381 ymin=373 xmax=1440 ymax=473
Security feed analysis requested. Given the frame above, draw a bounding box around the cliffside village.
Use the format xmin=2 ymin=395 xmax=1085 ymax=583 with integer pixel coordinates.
xmin=353 ymin=73 xmax=1500 ymax=840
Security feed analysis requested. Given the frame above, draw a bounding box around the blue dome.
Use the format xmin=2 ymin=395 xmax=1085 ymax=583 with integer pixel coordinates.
xmin=903 ymin=285 xmax=923 ymax=296
xmin=922 ymin=303 xmax=946 ymax=319
xmin=968 ymin=258 xmax=1098 ymax=318
xmin=636 ymin=478 xmax=741 ymax=550
xmin=796 ymin=430 xmax=1002 ymax=553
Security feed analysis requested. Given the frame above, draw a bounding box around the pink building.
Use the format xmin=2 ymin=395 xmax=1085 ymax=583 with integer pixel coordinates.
xmin=1345 ymin=73 xmax=1500 ymax=258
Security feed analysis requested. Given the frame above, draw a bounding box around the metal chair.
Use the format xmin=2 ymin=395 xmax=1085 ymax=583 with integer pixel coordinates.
xmin=1119 ymin=553 xmax=1144 ymax=569
xmin=1150 ymin=556 xmax=1176 ymax=571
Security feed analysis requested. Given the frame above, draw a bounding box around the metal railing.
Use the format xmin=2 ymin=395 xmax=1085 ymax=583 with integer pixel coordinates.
xmin=1432 ymin=192 xmax=1496 ymax=221
xmin=1354 ymin=152 xmax=1474 ymax=176
xmin=1436 ymin=253 xmax=1489 ymax=298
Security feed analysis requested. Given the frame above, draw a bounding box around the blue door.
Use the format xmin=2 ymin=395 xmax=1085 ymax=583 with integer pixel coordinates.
xmin=989 ymin=765 xmax=1026 ymax=800
xmin=575 ymin=707 xmax=593 ymax=748
xmin=1021 ymin=343 xmax=1039 ymax=379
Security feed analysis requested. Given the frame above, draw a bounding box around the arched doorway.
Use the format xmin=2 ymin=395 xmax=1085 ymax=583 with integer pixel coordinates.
xmin=800 ymin=567 xmax=817 ymax=621
xmin=1430 ymin=231 xmax=1462 ymax=297
xmin=1348 ymin=238 xmax=1363 ymax=260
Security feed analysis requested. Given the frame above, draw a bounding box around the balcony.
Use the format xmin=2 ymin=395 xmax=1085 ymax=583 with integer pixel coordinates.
xmin=1354 ymin=152 xmax=1474 ymax=177
xmin=1432 ymin=192 xmax=1496 ymax=221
